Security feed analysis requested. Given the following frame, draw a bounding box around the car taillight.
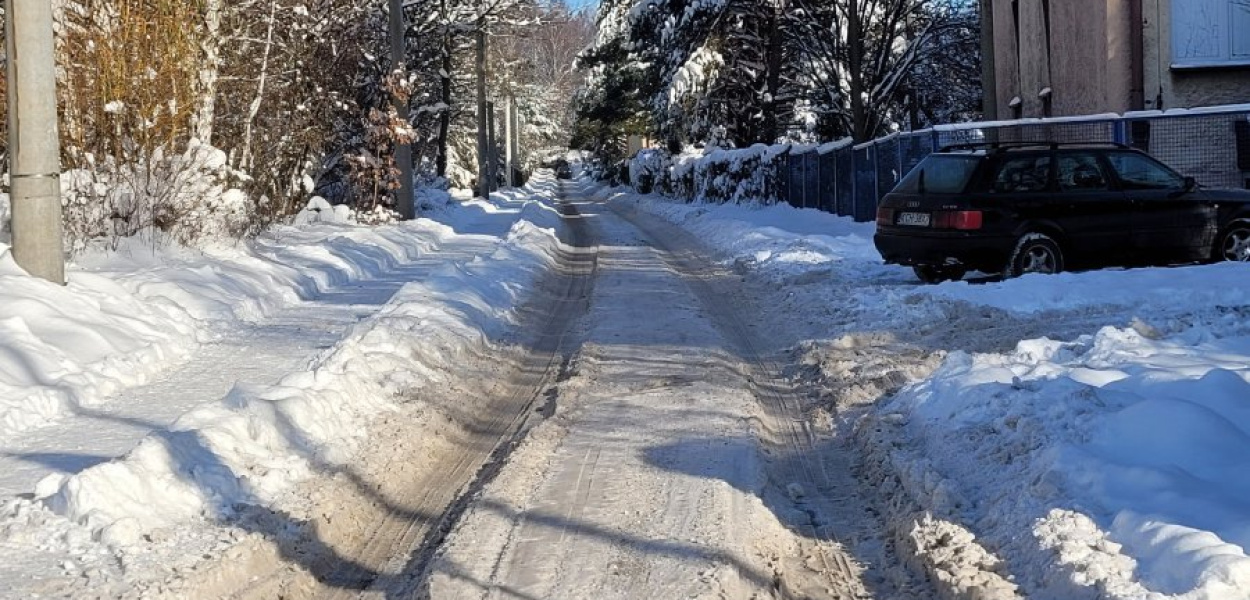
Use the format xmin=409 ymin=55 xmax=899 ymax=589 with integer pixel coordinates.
xmin=934 ymin=210 xmax=983 ymax=230
xmin=877 ymin=207 xmax=895 ymax=226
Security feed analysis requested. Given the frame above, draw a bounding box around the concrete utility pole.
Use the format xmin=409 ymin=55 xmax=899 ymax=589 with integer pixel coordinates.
xmin=388 ymin=0 xmax=416 ymax=219
xmin=6 ymin=0 xmax=65 ymax=284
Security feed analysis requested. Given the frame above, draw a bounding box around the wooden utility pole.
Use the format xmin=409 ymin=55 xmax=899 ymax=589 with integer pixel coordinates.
xmin=475 ymin=23 xmax=490 ymax=199
xmin=6 ymin=0 xmax=65 ymax=284
xmin=389 ymin=0 xmax=415 ymax=219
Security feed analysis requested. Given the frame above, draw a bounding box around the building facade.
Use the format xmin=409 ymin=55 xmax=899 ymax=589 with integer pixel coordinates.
xmin=989 ymin=0 xmax=1250 ymax=119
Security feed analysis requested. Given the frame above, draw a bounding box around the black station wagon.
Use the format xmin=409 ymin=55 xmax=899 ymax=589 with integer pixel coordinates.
xmin=873 ymin=143 xmax=1250 ymax=283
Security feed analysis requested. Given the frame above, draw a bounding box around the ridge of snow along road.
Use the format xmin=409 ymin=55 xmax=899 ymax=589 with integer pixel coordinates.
xmin=604 ymin=183 xmax=1250 ymax=599
xmin=0 ymin=181 xmax=568 ymax=589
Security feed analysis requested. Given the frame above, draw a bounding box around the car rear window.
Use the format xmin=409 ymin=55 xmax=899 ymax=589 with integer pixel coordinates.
xmin=893 ymin=155 xmax=980 ymax=194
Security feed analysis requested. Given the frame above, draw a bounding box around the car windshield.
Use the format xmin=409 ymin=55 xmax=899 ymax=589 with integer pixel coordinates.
xmin=894 ymin=155 xmax=980 ymax=194
xmin=1107 ymin=152 xmax=1186 ymax=190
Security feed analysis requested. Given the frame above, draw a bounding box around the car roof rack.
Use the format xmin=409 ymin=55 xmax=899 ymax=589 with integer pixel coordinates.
xmin=938 ymin=141 xmax=1132 ymax=153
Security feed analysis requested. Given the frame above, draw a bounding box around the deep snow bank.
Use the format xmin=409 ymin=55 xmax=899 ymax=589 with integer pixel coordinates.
xmin=878 ymin=318 xmax=1250 ymax=599
xmin=614 ymin=184 xmax=1250 ymax=599
xmin=0 ymin=193 xmax=488 ymax=440
xmin=600 ymin=186 xmax=903 ymax=281
xmin=925 ymin=263 xmax=1250 ymax=315
xmin=43 ymin=200 xmax=564 ymax=543
xmin=0 ymin=182 xmax=568 ymax=587
xmin=0 ymin=245 xmax=200 ymax=438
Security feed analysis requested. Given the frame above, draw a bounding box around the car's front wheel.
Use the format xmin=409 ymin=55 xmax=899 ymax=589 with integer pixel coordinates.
xmin=913 ymin=264 xmax=967 ymax=284
xmin=1006 ymin=233 xmax=1064 ymax=278
xmin=1215 ymin=221 xmax=1250 ymax=262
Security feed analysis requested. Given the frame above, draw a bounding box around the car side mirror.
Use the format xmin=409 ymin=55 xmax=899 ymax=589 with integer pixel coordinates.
xmin=1183 ymin=176 xmax=1198 ymax=191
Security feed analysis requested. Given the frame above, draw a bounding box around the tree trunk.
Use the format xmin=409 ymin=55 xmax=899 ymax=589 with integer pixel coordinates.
xmin=847 ymin=0 xmax=867 ymax=141
xmin=436 ymin=30 xmax=453 ymax=178
xmin=192 ymin=0 xmax=222 ymax=144
xmin=487 ymin=100 xmax=497 ymax=192
xmin=762 ymin=0 xmax=785 ymax=143
xmin=239 ymin=0 xmax=278 ymax=171
xmin=475 ymin=23 xmax=489 ymax=199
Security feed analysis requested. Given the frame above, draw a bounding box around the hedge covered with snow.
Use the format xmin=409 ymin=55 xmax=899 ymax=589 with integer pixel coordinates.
xmin=628 ymin=144 xmax=796 ymax=204
xmin=628 ymin=139 xmax=856 ymax=205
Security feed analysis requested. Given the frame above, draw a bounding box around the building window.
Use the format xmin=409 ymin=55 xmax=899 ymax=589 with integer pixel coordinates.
xmin=1172 ymin=0 xmax=1250 ymax=68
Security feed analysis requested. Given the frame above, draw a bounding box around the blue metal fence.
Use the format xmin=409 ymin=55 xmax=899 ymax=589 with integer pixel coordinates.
xmin=781 ymin=107 xmax=1250 ymax=222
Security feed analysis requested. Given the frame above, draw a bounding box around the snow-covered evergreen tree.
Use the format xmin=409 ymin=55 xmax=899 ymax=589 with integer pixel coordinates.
xmin=574 ymin=0 xmax=982 ymax=153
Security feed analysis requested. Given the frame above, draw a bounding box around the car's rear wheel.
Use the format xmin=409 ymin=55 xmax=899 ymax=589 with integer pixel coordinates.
xmin=913 ymin=264 xmax=967 ymax=284
xmin=1216 ymin=222 xmax=1250 ymax=262
xmin=1006 ymin=233 xmax=1064 ymax=278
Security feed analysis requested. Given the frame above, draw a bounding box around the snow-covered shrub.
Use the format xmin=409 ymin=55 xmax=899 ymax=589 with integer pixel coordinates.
xmin=61 ymin=141 xmax=252 ymax=252
xmin=629 ymin=149 xmax=668 ymax=194
xmin=0 ymin=192 xmax=9 ymax=245
xmin=628 ymin=143 xmax=789 ymax=205
xmin=416 ymin=181 xmax=454 ymax=210
xmin=293 ymin=197 xmax=354 ymax=226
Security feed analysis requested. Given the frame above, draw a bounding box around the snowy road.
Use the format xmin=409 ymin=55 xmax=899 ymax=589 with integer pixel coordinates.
xmin=424 ymin=189 xmax=920 ymax=598
xmin=152 ymin=181 xmax=932 ymax=599
xmin=179 ymin=180 xmax=1132 ymax=600
xmin=8 ymin=176 xmax=1249 ymax=599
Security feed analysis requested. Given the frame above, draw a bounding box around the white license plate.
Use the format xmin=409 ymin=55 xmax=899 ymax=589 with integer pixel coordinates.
xmin=897 ymin=212 xmax=931 ymax=226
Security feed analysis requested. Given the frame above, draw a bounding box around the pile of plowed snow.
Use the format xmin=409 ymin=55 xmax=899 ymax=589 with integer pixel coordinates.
xmin=0 ymin=182 xmax=568 ymax=592
xmin=610 ymin=184 xmax=1250 ymax=599
xmin=878 ymin=317 xmax=1250 ymax=599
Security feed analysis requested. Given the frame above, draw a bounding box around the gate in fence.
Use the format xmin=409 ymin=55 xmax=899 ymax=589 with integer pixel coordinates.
xmin=781 ymin=106 xmax=1250 ymax=222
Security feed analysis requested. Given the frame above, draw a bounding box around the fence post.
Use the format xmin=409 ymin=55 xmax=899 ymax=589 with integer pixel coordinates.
xmin=811 ymin=151 xmax=818 ymax=210
xmin=850 ymin=148 xmax=857 ymax=220
xmin=799 ymin=152 xmax=807 ymax=208
xmin=1113 ymin=119 xmax=1128 ymax=145
xmin=831 ymin=150 xmax=838 ymax=215
xmin=871 ymin=144 xmax=880 ymax=211
xmin=896 ymin=138 xmax=905 ymax=183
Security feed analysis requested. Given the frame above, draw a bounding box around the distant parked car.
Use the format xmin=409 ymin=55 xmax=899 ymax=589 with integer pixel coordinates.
xmin=555 ymin=160 xmax=573 ymax=179
xmin=873 ymin=142 xmax=1250 ymax=283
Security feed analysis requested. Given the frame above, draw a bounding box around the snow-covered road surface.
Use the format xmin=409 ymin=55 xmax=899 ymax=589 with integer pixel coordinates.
xmin=424 ymin=189 xmax=924 ymax=598
xmin=4 ymin=174 xmax=1249 ymax=599
xmin=608 ymin=186 xmax=1250 ymax=599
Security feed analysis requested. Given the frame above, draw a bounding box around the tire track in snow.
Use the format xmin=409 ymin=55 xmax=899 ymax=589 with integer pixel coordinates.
xmin=170 ymin=196 xmax=599 ymax=600
xmin=609 ymin=200 xmax=927 ymax=599
xmin=314 ymin=197 xmax=600 ymax=600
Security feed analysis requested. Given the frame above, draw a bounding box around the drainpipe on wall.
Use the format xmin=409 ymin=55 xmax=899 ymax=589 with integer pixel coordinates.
xmin=1129 ymin=0 xmax=1146 ymax=111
